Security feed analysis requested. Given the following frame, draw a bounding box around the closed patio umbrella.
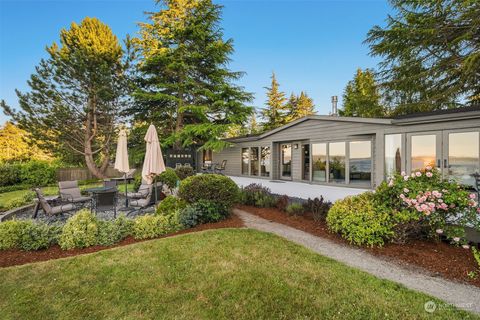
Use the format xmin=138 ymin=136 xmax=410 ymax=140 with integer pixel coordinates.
xmin=142 ymin=124 xmax=166 ymax=189
xmin=114 ymin=129 xmax=130 ymax=207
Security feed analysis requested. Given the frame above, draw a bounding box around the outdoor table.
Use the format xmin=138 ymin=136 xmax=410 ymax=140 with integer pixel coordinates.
xmin=110 ymin=177 xmax=134 ymax=208
xmin=84 ymin=187 xmax=117 ymax=215
xmin=32 ymin=195 xmax=60 ymax=218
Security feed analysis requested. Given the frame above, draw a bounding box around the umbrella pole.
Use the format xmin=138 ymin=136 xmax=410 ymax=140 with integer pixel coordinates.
xmin=124 ymin=175 xmax=128 ymax=207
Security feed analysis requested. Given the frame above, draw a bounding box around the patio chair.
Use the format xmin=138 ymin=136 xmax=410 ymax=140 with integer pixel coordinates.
xmin=58 ymin=180 xmax=91 ymax=207
xmin=92 ymin=189 xmax=118 ymax=217
xmin=104 ymin=179 xmax=117 ymax=190
xmin=214 ymin=160 xmax=227 ymax=175
xmin=34 ymin=188 xmax=76 ymax=216
xmin=126 ymin=183 xmax=151 ymax=199
xmin=127 ymin=184 xmax=153 ymax=215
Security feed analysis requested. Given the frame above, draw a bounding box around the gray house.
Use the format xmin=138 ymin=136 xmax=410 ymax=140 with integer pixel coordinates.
xmin=205 ymin=106 xmax=480 ymax=190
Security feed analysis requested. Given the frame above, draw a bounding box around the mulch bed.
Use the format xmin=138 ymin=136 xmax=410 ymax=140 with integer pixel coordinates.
xmin=0 ymin=213 xmax=244 ymax=268
xmin=238 ymin=205 xmax=480 ymax=288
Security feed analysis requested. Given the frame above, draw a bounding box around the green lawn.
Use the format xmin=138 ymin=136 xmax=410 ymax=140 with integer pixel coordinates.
xmin=0 ymin=229 xmax=476 ymax=320
xmin=0 ymin=183 xmax=134 ymax=211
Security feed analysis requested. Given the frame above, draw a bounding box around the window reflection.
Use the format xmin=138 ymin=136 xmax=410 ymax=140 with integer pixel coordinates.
xmin=250 ymin=147 xmax=259 ymax=176
xmin=385 ymin=134 xmax=402 ymax=178
xmin=349 ymin=141 xmax=371 ymax=185
xmin=261 ymin=146 xmax=271 ymax=177
xmin=329 ymin=142 xmax=345 ymax=183
xmin=241 ymin=148 xmax=249 ymax=175
xmin=411 ymin=135 xmax=436 ymax=171
xmin=312 ymin=143 xmax=327 ymax=182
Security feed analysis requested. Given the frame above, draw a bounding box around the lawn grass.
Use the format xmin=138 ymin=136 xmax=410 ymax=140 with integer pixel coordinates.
xmin=0 ymin=229 xmax=477 ymax=320
xmin=0 ymin=182 xmax=134 ymax=211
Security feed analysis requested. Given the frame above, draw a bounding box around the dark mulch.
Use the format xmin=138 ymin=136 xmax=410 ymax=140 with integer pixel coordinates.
xmin=0 ymin=213 xmax=244 ymax=268
xmin=238 ymin=205 xmax=480 ymax=288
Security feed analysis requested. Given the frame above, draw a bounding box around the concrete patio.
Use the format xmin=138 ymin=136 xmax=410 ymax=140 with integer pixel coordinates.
xmin=228 ymin=176 xmax=368 ymax=202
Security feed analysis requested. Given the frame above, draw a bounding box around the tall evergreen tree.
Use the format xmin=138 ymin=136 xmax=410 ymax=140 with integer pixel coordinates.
xmin=261 ymin=72 xmax=288 ymax=130
xmin=366 ymin=0 xmax=480 ymax=114
xmin=339 ymin=68 xmax=385 ymax=118
xmin=294 ymin=91 xmax=315 ymax=119
xmin=133 ymin=0 xmax=253 ymax=151
xmin=1 ymin=18 xmax=131 ymax=177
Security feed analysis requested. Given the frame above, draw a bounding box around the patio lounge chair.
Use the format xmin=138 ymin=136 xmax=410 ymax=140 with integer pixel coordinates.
xmin=126 ymin=183 xmax=151 ymax=199
xmin=127 ymin=184 xmax=153 ymax=215
xmin=58 ymin=180 xmax=91 ymax=207
xmin=34 ymin=188 xmax=76 ymax=216
xmin=214 ymin=160 xmax=227 ymax=175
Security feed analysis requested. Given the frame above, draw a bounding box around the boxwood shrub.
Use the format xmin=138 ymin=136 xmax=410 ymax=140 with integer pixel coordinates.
xmin=156 ymin=195 xmax=187 ymax=216
xmin=157 ymin=168 xmax=179 ymax=190
xmin=132 ymin=213 xmax=182 ymax=240
xmin=175 ymin=166 xmax=195 ymax=180
xmin=58 ymin=209 xmax=99 ymax=250
xmin=326 ymin=192 xmax=395 ymax=247
xmin=0 ymin=220 xmax=60 ymax=251
xmin=178 ymin=174 xmax=239 ymax=209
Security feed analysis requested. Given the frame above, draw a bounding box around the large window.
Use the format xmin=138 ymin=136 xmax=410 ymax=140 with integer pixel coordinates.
xmin=349 ymin=141 xmax=371 ymax=185
xmin=385 ymin=134 xmax=402 ymax=178
xmin=241 ymin=148 xmax=249 ymax=175
xmin=329 ymin=142 xmax=345 ymax=183
xmin=448 ymin=131 xmax=479 ymax=187
xmin=250 ymin=147 xmax=259 ymax=176
xmin=302 ymin=145 xmax=310 ymax=180
xmin=260 ymin=147 xmax=271 ymax=177
xmin=312 ymin=143 xmax=327 ymax=182
xmin=411 ymin=134 xmax=436 ymax=171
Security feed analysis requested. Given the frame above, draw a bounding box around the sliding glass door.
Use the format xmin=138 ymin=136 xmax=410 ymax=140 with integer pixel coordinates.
xmin=443 ymin=130 xmax=480 ymax=187
xmin=407 ymin=132 xmax=442 ymax=172
xmin=280 ymin=144 xmax=292 ymax=180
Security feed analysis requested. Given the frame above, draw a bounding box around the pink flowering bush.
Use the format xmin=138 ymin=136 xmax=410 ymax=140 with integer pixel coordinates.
xmin=377 ymin=166 xmax=480 ymax=244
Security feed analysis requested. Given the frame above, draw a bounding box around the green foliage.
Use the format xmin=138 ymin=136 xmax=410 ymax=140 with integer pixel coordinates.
xmin=0 ymin=160 xmax=60 ymax=187
xmin=132 ymin=213 xmax=182 ymax=240
xmin=178 ymin=205 xmax=202 ymax=228
xmin=175 ymin=166 xmax=195 ymax=180
xmin=303 ymin=197 xmax=331 ymax=222
xmin=286 ymin=203 xmax=305 ymax=215
xmin=339 ymin=68 xmax=385 ymax=118
xmin=178 ymin=174 xmax=239 ymax=209
xmin=366 ymin=1 xmax=480 ymax=111
xmin=327 ymin=192 xmax=396 ymax=247
xmin=261 ymin=72 xmax=289 ymax=131
xmin=133 ymin=0 xmax=253 ymax=150
xmin=133 ymin=174 xmax=142 ymax=191
xmin=2 ymin=17 xmax=131 ymax=178
xmin=178 ymin=200 xmax=228 ymax=228
xmin=275 ymin=195 xmax=289 ymax=212
xmin=472 ymin=247 xmax=480 ymax=269
xmin=286 ymin=91 xmax=315 ymax=122
xmin=97 ymin=215 xmax=133 ymax=246
xmin=158 ymin=168 xmax=179 ymax=190
xmin=59 ymin=209 xmax=99 ymax=250
xmin=240 ymin=183 xmax=273 ymax=207
xmin=156 ymin=195 xmax=187 ymax=215
xmin=0 ymin=220 xmax=60 ymax=251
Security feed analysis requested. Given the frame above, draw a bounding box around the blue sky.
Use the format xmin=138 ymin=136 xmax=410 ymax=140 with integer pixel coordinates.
xmin=0 ymin=0 xmax=391 ymax=124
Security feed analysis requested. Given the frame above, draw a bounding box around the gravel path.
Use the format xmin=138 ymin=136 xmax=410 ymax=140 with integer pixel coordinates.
xmin=234 ymin=208 xmax=480 ymax=315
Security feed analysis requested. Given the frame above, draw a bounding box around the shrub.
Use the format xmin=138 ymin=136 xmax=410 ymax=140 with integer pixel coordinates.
xmin=194 ymin=200 xmax=228 ymax=223
xmin=327 ymin=192 xmax=395 ymax=247
xmin=178 ymin=174 xmax=239 ymax=209
xmin=0 ymin=160 xmax=60 ymax=187
xmin=158 ymin=168 xmax=179 ymax=190
xmin=0 ymin=220 xmax=60 ymax=251
xmin=133 ymin=174 xmax=142 ymax=190
xmin=286 ymin=203 xmax=305 ymax=215
xmin=175 ymin=166 xmax=195 ymax=180
xmin=178 ymin=205 xmax=202 ymax=228
xmin=240 ymin=183 xmax=275 ymax=207
xmin=59 ymin=209 xmax=99 ymax=250
xmin=303 ymin=197 xmax=331 ymax=221
xmin=97 ymin=215 xmax=133 ymax=246
xmin=378 ymin=166 xmax=480 ymax=243
xmin=0 ymin=163 xmax=21 ymax=187
xmin=254 ymin=193 xmax=276 ymax=208
xmin=275 ymin=195 xmax=290 ymax=212
xmin=132 ymin=213 xmax=182 ymax=240
xmin=156 ymin=196 xmax=187 ymax=215
xmin=473 ymin=247 xmax=480 ymax=269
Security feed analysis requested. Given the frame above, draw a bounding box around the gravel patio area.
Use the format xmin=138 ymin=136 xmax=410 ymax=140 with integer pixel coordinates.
xmin=234 ymin=208 xmax=480 ymax=315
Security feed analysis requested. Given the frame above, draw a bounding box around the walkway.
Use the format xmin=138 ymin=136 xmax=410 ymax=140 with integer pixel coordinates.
xmin=228 ymin=176 xmax=368 ymax=202
xmin=234 ymin=208 xmax=480 ymax=315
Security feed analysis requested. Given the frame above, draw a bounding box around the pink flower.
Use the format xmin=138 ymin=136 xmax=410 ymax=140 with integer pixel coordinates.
xmin=411 ymin=199 xmax=417 ymax=205
xmin=403 ymin=176 xmax=409 ymax=181
xmin=435 ymin=229 xmax=443 ymax=234
xmin=477 ymin=208 xmax=480 ymax=214
xmin=416 ymin=172 xmax=422 ymax=177
xmin=462 ymin=244 xmax=470 ymax=249
xmin=428 ymin=202 xmax=435 ymax=208
xmin=438 ymin=199 xmax=443 ymax=203
xmin=426 ymin=172 xmax=433 ymax=177
xmin=403 ymin=188 xmax=409 ymax=193
xmin=453 ymin=237 xmax=460 ymax=242
xmin=388 ymin=180 xmax=394 ymax=187
xmin=421 ymin=204 xmax=428 ymax=210
xmin=424 ymin=210 xmax=431 ymax=216
xmin=400 ymin=193 xmax=405 ymax=199
xmin=425 ymin=165 xmax=432 ymax=171
xmin=401 ymin=171 xmax=406 ymax=176
xmin=469 ymin=193 xmax=476 ymax=199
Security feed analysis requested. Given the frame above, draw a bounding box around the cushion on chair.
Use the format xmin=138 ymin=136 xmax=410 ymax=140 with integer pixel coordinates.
xmin=59 ymin=180 xmax=82 ymax=200
xmin=71 ymin=196 xmax=92 ymax=203
xmin=51 ymin=203 xmax=75 ymax=215
xmin=129 ymin=198 xmax=149 ymax=208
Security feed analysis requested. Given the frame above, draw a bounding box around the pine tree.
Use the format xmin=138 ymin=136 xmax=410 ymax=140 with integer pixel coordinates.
xmin=261 ymin=72 xmax=288 ymax=130
xmin=366 ymin=0 xmax=480 ymax=112
xmin=289 ymin=91 xmax=315 ymax=120
xmin=339 ymin=68 xmax=385 ymax=118
xmin=285 ymin=93 xmax=298 ymax=122
xmin=1 ymin=18 xmax=131 ymax=177
xmin=133 ymin=0 xmax=253 ymax=151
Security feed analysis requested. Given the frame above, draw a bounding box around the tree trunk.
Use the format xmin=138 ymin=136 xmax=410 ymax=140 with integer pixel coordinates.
xmin=84 ymin=102 xmax=108 ymax=179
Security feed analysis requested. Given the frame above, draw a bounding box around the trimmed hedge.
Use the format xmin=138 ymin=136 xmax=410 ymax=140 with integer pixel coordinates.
xmin=178 ymin=174 xmax=239 ymax=209
xmin=0 ymin=160 xmax=60 ymax=187
xmin=0 ymin=220 xmax=60 ymax=251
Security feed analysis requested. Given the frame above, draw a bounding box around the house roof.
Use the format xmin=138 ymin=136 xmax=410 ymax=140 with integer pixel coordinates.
xmin=226 ymin=105 xmax=480 ymax=142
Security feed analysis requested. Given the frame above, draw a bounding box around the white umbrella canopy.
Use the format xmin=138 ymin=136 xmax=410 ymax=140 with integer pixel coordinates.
xmin=142 ymin=124 xmax=166 ymax=184
xmin=114 ymin=129 xmax=130 ymax=174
